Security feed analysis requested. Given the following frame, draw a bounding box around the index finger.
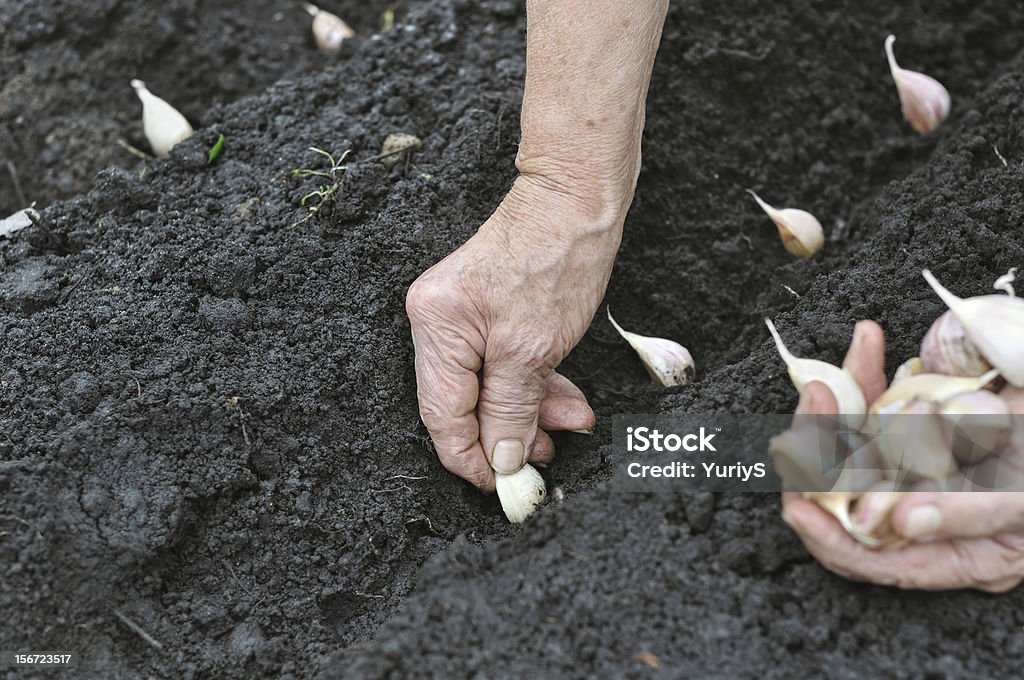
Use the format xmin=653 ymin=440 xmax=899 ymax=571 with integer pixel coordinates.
xmin=410 ymin=325 xmax=495 ymax=491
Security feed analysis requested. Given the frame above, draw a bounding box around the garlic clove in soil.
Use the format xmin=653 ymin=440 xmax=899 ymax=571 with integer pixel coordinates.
xmin=923 ymin=269 xmax=1024 ymax=386
xmin=131 ymin=79 xmax=194 ymax=157
xmin=746 ymin=190 xmax=824 ymax=258
xmin=304 ymin=3 xmax=355 ymax=53
xmin=884 ymin=35 xmax=951 ymax=135
xmin=919 ymin=310 xmax=992 ymax=378
xmin=494 ymin=463 xmax=546 ymax=524
xmin=765 ymin=318 xmax=866 ymax=427
xmin=608 ymin=308 xmax=694 ymax=387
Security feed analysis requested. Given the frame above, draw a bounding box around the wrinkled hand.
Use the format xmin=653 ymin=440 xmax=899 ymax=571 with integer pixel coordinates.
xmin=782 ymin=321 xmax=1024 ymax=591
xmin=406 ymin=176 xmax=625 ymax=490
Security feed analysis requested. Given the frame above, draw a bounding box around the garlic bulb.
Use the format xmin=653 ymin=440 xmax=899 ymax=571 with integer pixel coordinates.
xmin=131 ymin=79 xmax=193 ymax=157
xmin=495 ymin=463 xmax=546 ymax=524
xmin=608 ymin=308 xmax=694 ymax=387
xmin=892 ymin=356 xmax=926 ymax=384
xmin=923 ymin=269 xmax=1024 ymax=386
xmin=884 ymin=35 xmax=951 ymax=135
xmin=919 ymin=311 xmax=991 ymax=377
xmin=765 ymin=318 xmax=866 ymax=427
xmin=746 ymin=190 xmax=824 ymax=258
xmin=304 ymin=3 xmax=355 ymax=53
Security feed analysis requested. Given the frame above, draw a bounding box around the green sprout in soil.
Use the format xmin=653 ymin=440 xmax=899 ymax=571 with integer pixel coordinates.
xmin=382 ymin=7 xmax=395 ymax=31
xmin=208 ymin=134 xmax=226 ymax=164
xmin=290 ymin=146 xmax=351 ymax=225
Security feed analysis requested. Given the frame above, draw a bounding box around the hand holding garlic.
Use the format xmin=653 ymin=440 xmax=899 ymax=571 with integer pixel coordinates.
xmin=779 ymin=306 xmax=1024 ymax=592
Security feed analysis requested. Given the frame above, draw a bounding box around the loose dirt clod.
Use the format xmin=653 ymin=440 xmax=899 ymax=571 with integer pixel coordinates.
xmin=379 ymin=133 xmax=422 ymax=168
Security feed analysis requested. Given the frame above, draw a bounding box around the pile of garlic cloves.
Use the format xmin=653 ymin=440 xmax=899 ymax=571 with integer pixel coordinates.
xmin=770 ymin=268 xmax=1024 ymax=548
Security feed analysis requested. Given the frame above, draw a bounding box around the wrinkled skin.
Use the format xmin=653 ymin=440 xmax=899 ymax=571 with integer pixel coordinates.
xmin=783 ymin=321 xmax=1024 ymax=592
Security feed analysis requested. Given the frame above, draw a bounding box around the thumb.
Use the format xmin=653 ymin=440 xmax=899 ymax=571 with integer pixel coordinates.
xmin=477 ymin=358 xmax=548 ymax=474
xmin=891 ymin=491 xmax=1024 ymax=541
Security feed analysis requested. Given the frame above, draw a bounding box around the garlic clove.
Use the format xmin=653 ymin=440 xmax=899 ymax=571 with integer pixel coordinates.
xmin=806 ymin=492 xmax=882 ymax=547
xmin=938 ymin=389 xmax=1012 ymax=465
xmin=746 ymin=190 xmax=824 ymax=258
xmin=923 ymin=269 xmax=1024 ymax=386
xmin=494 ymin=463 xmax=546 ymax=524
xmin=851 ymin=481 xmax=907 ymax=548
xmin=884 ymin=35 xmax=951 ymax=135
xmin=304 ymin=2 xmax=355 ymax=53
xmin=919 ymin=310 xmax=992 ymax=377
xmin=869 ymin=370 xmax=999 ymax=416
xmin=765 ymin=318 xmax=867 ymax=427
xmin=0 ymin=208 xmax=38 ymax=238
xmin=131 ymin=79 xmax=194 ymax=157
xmin=874 ymin=398 xmax=957 ymax=481
xmin=608 ymin=308 xmax=694 ymax=387
xmin=892 ymin=356 xmax=926 ymax=384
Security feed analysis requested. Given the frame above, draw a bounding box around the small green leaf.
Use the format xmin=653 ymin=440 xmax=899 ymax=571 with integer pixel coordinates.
xmin=208 ymin=134 xmax=226 ymax=164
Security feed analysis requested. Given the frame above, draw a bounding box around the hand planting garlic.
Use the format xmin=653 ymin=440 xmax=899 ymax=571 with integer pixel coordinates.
xmin=746 ymin=190 xmax=824 ymax=258
xmin=765 ymin=318 xmax=866 ymax=427
xmin=923 ymin=269 xmax=1024 ymax=386
xmin=608 ymin=308 xmax=694 ymax=387
xmin=884 ymin=35 xmax=951 ymax=135
xmin=304 ymin=3 xmax=355 ymax=53
xmin=494 ymin=463 xmax=546 ymax=524
xmin=131 ymin=79 xmax=193 ymax=157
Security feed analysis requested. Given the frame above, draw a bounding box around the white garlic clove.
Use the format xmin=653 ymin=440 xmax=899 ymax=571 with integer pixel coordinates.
xmin=746 ymin=190 xmax=824 ymax=258
xmin=994 ymin=267 xmax=1018 ymax=297
xmin=874 ymin=398 xmax=957 ymax=481
xmin=851 ymin=481 xmax=907 ymax=547
xmin=919 ymin=310 xmax=992 ymax=377
xmin=608 ymin=308 xmax=694 ymax=387
xmin=884 ymin=35 xmax=951 ymax=135
xmin=923 ymin=269 xmax=1024 ymax=386
xmin=0 ymin=208 xmax=38 ymax=238
xmin=305 ymin=3 xmax=355 ymax=53
xmin=131 ymin=79 xmax=194 ymax=157
xmin=765 ymin=318 xmax=867 ymax=427
xmin=806 ymin=492 xmax=882 ymax=547
xmin=938 ymin=389 xmax=1012 ymax=465
xmin=870 ymin=370 xmax=999 ymax=416
xmin=494 ymin=463 xmax=546 ymax=524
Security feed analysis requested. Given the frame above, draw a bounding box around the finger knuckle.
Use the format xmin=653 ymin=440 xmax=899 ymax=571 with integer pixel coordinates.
xmin=405 ymin=276 xmax=447 ymax=320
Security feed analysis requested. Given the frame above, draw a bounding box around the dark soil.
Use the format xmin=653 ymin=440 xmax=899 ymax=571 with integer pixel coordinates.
xmin=3 ymin=0 xmax=1024 ymax=678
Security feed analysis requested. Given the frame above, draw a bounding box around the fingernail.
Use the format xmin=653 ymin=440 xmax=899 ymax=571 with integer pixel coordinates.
xmin=569 ymin=428 xmax=593 ymax=435
xmin=492 ymin=439 xmax=526 ymax=474
xmin=903 ymin=505 xmax=942 ymax=539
